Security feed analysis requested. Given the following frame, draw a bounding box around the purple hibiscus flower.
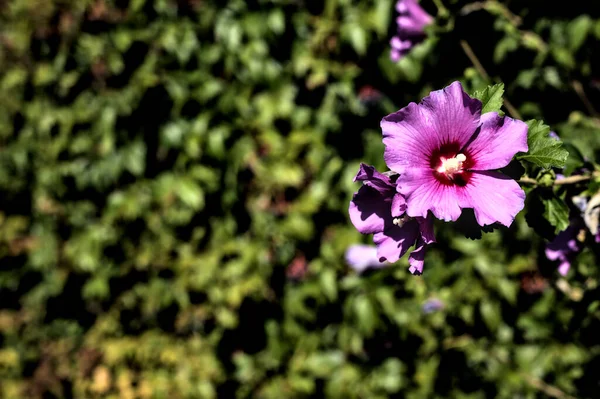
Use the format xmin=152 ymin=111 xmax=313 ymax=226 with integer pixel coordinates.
xmin=390 ymin=0 xmax=433 ymax=62
xmin=381 ymin=81 xmax=529 ymax=227
xmin=345 ymin=244 xmax=387 ymax=273
xmin=348 ymin=163 xmax=435 ymax=275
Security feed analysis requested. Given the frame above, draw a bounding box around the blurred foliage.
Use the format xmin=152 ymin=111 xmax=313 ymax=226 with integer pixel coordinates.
xmin=0 ymin=0 xmax=600 ymax=398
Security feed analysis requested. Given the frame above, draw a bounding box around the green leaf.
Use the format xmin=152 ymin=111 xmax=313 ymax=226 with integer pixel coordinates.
xmin=518 ymin=120 xmax=569 ymax=169
xmin=480 ymin=300 xmax=501 ymax=331
xmin=319 ymin=269 xmax=337 ymax=301
xmin=568 ymin=15 xmax=592 ymax=51
xmin=472 ymin=83 xmax=505 ymax=114
xmin=342 ymin=23 xmax=367 ymax=56
xmin=494 ymin=36 xmax=518 ymax=63
xmin=542 ymin=194 xmax=570 ymax=234
xmin=354 ymin=295 xmax=377 ymax=336
xmin=562 ymin=143 xmax=585 ymax=176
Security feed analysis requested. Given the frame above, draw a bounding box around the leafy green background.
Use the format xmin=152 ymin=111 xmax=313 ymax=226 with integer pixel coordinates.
xmin=0 ymin=0 xmax=599 ymax=398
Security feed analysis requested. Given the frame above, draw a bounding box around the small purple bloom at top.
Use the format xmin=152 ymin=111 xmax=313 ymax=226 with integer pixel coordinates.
xmin=545 ymin=223 xmax=582 ymax=276
xmin=390 ymin=0 xmax=433 ymax=62
xmin=381 ymin=81 xmax=529 ymax=227
xmin=348 ymin=163 xmax=435 ymax=275
xmin=345 ymin=244 xmax=387 ymax=273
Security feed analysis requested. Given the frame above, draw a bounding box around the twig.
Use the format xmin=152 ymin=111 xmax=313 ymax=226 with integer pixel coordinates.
xmin=432 ymin=0 xmax=449 ymax=17
xmin=459 ymin=40 xmax=522 ymax=120
xmin=522 ymin=374 xmax=577 ymax=399
xmin=519 ymin=174 xmax=595 ymax=186
xmin=460 ymin=40 xmax=489 ymax=80
xmin=555 ymin=174 xmax=593 ymax=185
xmin=572 ymin=80 xmax=600 ymax=119
xmin=460 ymin=1 xmax=522 ymax=26
xmin=518 ymin=176 xmax=538 ymax=185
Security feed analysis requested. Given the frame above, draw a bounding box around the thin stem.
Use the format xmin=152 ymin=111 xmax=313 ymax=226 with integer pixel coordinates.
xmin=522 ymin=374 xmax=577 ymax=399
xmin=460 ymin=1 xmax=522 ymax=26
xmin=518 ymin=176 xmax=537 ymax=185
xmin=459 ymin=40 xmax=522 ymax=120
xmin=460 ymin=40 xmax=489 ymax=80
xmin=432 ymin=0 xmax=449 ymax=17
xmin=572 ymin=80 xmax=600 ymax=119
xmin=518 ymin=173 xmax=595 ymax=186
xmin=554 ymin=174 xmax=593 ymax=185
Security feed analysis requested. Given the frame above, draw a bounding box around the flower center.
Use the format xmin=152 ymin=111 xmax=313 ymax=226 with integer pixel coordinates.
xmin=436 ymin=153 xmax=466 ymax=176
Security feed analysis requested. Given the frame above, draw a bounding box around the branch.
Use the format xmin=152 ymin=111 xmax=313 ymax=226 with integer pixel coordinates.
xmin=459 ymin=40 xmax=522 ymax=120
xmin=519 ymin=173 xmax=595 ymax=186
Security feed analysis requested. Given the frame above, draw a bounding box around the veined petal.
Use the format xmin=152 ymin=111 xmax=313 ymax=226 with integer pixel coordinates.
xmin=420 ymin=81 xmax=482 ymax=148
xmin=397 ymin=168 xmax=465 ymax=221
xmin=382 ymin=81 xmax=481 ymax=174
xmin=382 ymin=102 xmax=438 ymax=173
xmin=468 ymin=112 xmax=528 ymax=170
xmin=373 ymin=221 xmax=420 ymax=263
xmin=349 ymin=187 xmax=389 ymax=234
xmin=464 ymin=171 xmax=526 ymax=227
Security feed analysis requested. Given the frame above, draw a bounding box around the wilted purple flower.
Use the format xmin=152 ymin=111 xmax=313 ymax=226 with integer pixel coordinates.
xmin=422 ymin=298 xmax=444 ymax=313
xmin=348 ymin=163 xmax=435 ymax=275
xmin=545 ymin=194 xmax=600 ymax=275
xmin=345 ymin=244 xmax=387 ymax=273
xmin=390 ymin=0 xmax=433 ymax=61
xmin=545 ymin=223 xmax=582 ymax=276
xmin=381 ymin=81 xmax=528 ymax=227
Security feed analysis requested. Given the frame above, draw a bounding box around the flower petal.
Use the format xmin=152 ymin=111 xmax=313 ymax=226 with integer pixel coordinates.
xmin=373 ymin=221 xmax=419 ymax=263
xmin=353 ymin=163 xmax=394 ymax=194
xmin=382 ymin=103 xmax=437 ymax=173
xmin=399 ymin=0 xmax=433 ymax=27
xmin=397 ymin=16 xmax=426 ymax=35
xmin=467 ymin=112 xmax=528 ymax=170
xmin=416 ymin=214 xmax=436 ymax=243
xmin=558 ymin=260 xmax=571 ymax=276
xmin=463 ymin=171 xmax=526 ymax=227
xmin=397 ymin=168 xmax=466 ymax=221
xmin=349 ymin=187 xmax=389 ymax=234
xmin=382 ymin=81 xmax=481 ymax=174
xmin=420 ymin=81 xmax=482 ymax=147
xmin=546 ymin=224 xmax=581 ymax=259
xmin=408 ymin=238 xmax=427 ymax=275
xmin=390 ymin=37 xmax=412 ymax=51
xmin=545 ymin=224 xmax=581 ymax=276
xmin=345 ymin=244 xmax=387 ymax=273
xmin=391 ymin=193 xmax=407 ymax=217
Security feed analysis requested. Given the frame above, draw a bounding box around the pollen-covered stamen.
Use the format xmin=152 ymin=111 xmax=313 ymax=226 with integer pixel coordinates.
xmin=392 ymin=214 xmax=411 ymax=227
xmin=437 ymin=153 xmax=466 ymax=175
